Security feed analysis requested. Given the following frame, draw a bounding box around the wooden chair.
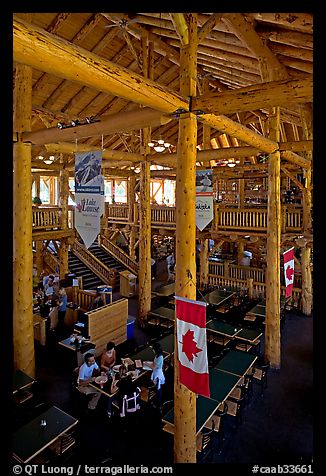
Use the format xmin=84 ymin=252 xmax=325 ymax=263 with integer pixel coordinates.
xmin=196 ymin=419 xmax=215 ymax=462
xmin=251 ymin=362 xmax=270 ymax=395
xmin=203 ymin=401 xmax=228 ymax=452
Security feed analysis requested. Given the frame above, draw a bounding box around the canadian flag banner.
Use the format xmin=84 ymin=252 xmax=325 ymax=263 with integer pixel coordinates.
xmin=283 ymin=247 xmax=295 ymax=298
xmin=175 ymin=296 xmax=210 ymax=398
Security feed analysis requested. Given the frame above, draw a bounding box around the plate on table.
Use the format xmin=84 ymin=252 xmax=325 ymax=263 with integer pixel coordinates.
xmin=95 ymin=376 xmax=108 ymax=384
xmin=113 ymin=365 xmax=121 ymax=373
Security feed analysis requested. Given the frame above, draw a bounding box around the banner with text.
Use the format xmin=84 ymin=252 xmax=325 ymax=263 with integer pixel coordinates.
xmin=74 ymin=150 xmax=104 ymax=249
xmin=196 ymin=169 xmax=213 ymax=231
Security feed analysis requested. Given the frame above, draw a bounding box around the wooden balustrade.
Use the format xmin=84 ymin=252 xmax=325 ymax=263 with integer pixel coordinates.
xmin=100 ymin=235 xmax=139 ymax=275
xmin=76 ymin=289 xmax=97 ymax=311
xmin=105 ymin=203 xmax=129 ymax=221
xmin=104 ymin=202 xmax=303 ymax=234
xmin=208 ymin=262 xmax=224 ymax=276
xmin=32 ymin=206 xmax=62 ymax=230
xmin=72 ymin=240 xmax=117 ymax=288
xmin=228 ymin=263 xmax=265 ymax=283
xmin=151 ymin=206 xmax=175 ymax=224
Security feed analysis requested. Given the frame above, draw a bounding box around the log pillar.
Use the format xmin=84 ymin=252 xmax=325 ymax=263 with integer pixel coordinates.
xmin=59 ymin=155 xmax=69 ymax=230
xmin=137 ymin=32 xmax=153 ymax=326
xmin=13 ymin=59 xmax=35 ymax=376
xmin=265 ymin=107 xmax=281 ymax=369
xmin=300 ymin=104 xmax=313 ymax=316
xmin=128 ymin=175 xmax=137 ymax=261
xmin=174 ymin=14 xmax=197 ymax=464
xmin=247 ymin=277 xmax=254 ymax=300
xmin=35 ymin=175 xmax=41 ymax=199
xmin=59 ymin=238 xmax=69 ymax=280
xmin=35 ymin=240 xmax=44 ymax=277
xmin=237 ymin=240 xmax=244 ymax=265
xmin=199 ymin=238 xmax=209 ymax=288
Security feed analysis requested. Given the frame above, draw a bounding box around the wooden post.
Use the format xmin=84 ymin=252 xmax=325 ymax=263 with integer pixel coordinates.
xmin=35 ymin=175 xmax=41 ymax=199
xmin=247 ymin=277 xmax=254 ymax=300
xmin=301 ymin=244 xmax=312 ymax=315
xmin=59 ymin=238 xmax=69 ymax=280
xmin=13 ymin=55 xmax=35 ymax=376
xmin=59 ymin=154 xmax=69 ymax=230
xmin=35 ymin=240 xmax=44 ymax=276
xmin=199 ymin=238 xmax=209 ymax=288
xmin=300 ymin=104 xmax=313 ymax=316
xmin=128 ymin=175 xmax=137 ymax=261
xmin=137 ymin=32 xmax=153 ymax=326
xmin=265 ymin=108 xmax=281 ymax=369
xmin=238 ymin=160 xmax=245 ymax=207
xmin=174 ymin=14 xmax=197 ymax=464
xmin=237 ymin=240 xmax=244 ymax=265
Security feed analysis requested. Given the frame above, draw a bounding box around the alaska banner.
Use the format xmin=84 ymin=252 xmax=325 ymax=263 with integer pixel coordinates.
xmin=74 ymin=150 xmax=104 ymax=249
xmin=196 ymin=169 xmax=213 ymax=231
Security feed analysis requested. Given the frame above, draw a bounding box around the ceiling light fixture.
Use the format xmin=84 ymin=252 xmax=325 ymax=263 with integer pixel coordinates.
xmin=148 ymin=139 xmax=171 ymax=153
xmin=43 ymin=155 xmax=55 ymax=165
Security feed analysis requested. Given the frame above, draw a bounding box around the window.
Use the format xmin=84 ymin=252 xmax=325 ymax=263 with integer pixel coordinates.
xmin=68 ymin=178 xmax=75 ymax=205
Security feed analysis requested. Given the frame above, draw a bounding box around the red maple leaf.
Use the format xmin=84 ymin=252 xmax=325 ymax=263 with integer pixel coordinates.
xmin=76 ymin=203 xmax=82 ymax=212
xmin=181 ymin=329 xmax=202 ymax=362
xmin=285 ymin=264 xmax=294 ymax=281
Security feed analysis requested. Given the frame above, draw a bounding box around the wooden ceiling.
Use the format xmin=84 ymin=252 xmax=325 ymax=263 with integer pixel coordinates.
xmin=13 ymin=12 xmax=313 ymax=175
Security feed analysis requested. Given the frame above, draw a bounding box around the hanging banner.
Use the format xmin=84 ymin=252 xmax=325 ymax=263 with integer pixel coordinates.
xmin=196 ymin=169 xmax=214 ymax=231
xmin=75 ymin=150 xmax=103 ymax=249
xmin=175 ymin=296 xmax=210 ymax=398
xmin=283 ymin=247 xmax=295 ymax=298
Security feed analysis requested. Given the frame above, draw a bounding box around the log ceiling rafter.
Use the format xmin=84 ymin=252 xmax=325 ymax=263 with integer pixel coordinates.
xmin=17 ymin=15 xmax=309 ymax=167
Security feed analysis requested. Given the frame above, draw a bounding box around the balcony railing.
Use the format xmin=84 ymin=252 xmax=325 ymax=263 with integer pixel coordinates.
xmin=32 ymin=206 xmax=62 ymax=230
xmin=105 ymin=203 xmax=303 ymax=234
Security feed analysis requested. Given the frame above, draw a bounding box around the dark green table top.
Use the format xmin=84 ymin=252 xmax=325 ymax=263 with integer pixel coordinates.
xmin=58 ymin=337 xmax=94 ymax=352
xmin=162 ymin=395 xmax=219 ymax=434
xmin=200 ymin=289 xmax=235 ymax=306
xmin=209 ymin=368 xmax=240 ymax=402
xmin=152 ymin=283 xmax=175 ymax=297
xmin=149 ymin=306 xmax=175 ymax=321
xmin=215 ymin=350 xmax=257 ymax=377
xmin=158 ymin=333 xmax=175 ymax=355
xmin=13 ymin=406 xmax=78 ymax=463
xmin=206 ymin=319 xmax=240 ymax=338
xmin=248 ymin=304 xmax=266 ymax=317
xmin=236 ymin=328 xmax=262 ymax=343
xmin=13 ymin=370 xmax=35 ymax=394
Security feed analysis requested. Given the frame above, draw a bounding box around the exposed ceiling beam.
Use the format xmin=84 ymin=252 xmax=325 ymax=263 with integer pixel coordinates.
xmin=170 ymin=14 xmax=189 ymax=45
xmin=192 ymin=78 xmax=312 ymax=115
xmin=14 ymin=17 xmax=188 ymax=115
xmin=23 ymin=108 xmax=172 ymax=145
xmin=14 ymin=18 xmax=310 ymax=169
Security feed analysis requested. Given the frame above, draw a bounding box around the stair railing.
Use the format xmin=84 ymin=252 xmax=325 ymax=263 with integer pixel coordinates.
xmin=99 ymin=234 xmax=139 ymax=276
xmin=72 ymin=240 xmax=117 ymax=288
xmin=43 ymin=248 xmax=59 ymax=273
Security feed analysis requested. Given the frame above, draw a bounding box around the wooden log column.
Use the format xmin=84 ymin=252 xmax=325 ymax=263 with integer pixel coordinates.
xmin=174 ymin=14 xmax=197 ymax=464
xmin=137 ymin=33 xmax=153 ymax=326
xmin=35 ymin=240 xmax=44 ymax=276
xmin=13 ymin=60 xmax=35 ymax=376
xmin=265 ymin=108 xmax=281 ymax=369
xmin=300 ymin=104 xmax=313 ymax=315
xmin=128 ymin=175 xmax=137 ymax=261
xmin=199 ymin=238 xmax=209 ymax=288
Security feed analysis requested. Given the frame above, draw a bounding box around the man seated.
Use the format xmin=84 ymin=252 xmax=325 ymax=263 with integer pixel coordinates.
xmin=77 ymin=352 xmax=101 ymax=410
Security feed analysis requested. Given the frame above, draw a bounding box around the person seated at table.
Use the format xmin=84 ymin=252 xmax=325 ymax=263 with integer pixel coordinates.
xmin=100 ymin=341 xmax=116 ymax=373
xmin=77 ymin=352 xmax=101 ymax=411
xmin=106 ymin=365 xmax=137 ymax=418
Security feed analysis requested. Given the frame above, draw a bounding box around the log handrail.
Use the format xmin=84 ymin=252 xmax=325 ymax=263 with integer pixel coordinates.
xmin=72 ymin=240 xmax=117 ymax=288
xmin=32 ymin=206 xmax=62 ymax=230
xmin=100 ymin=235 xmax=139 ymax=275
xmin=43 ymin=248 xmax=59 ymax=272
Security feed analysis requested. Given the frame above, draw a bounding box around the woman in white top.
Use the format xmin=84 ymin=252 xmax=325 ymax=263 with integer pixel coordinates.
xmin=148 ymin=342 xmax=165 ymax=406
